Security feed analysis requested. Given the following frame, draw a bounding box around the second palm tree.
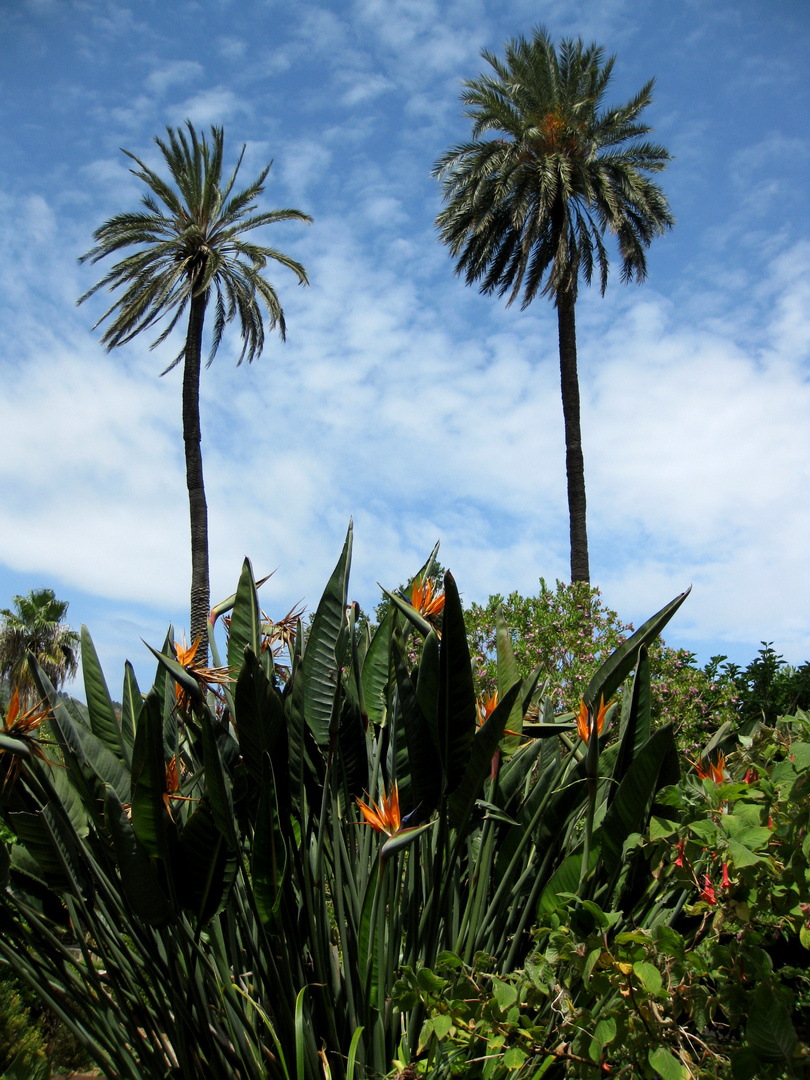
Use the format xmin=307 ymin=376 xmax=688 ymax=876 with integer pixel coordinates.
xmin=434 ymin=27 xmax=673 ymax=583
xmin=79 ymin=123 xmax=311 ymax=657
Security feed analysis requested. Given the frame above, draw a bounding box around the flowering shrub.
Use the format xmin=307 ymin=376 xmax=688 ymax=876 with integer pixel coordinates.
xmin=463 ymin=580 xmax=738 ymax=753
xmin=395 ymin=710 xmax=810 ymax=1079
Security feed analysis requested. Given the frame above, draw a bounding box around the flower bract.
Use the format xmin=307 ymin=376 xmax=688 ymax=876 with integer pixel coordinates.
xmin=356 ymin=782 xmax=402 ymax=837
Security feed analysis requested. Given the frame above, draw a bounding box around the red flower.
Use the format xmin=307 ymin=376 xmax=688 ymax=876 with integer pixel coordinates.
xmin=674 ymin=840 xmax=685 ymax=868
xmin=700 ymin=875 xmax=716 ymax=905
xmin=722 ymin=862 xmax=730 ymax=889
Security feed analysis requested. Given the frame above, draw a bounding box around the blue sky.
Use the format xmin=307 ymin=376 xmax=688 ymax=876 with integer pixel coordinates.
xmin=2 ymin=0 xmax=809 ymax=695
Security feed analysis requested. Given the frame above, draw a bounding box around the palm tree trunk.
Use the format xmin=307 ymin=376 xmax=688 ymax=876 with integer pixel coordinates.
xmin=557 ymin=288 xmax=590 ymax=583
xmin=183 ymin=289 xmax=210 ymax=660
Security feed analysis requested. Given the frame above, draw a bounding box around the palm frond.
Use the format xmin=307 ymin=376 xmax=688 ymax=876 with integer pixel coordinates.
xmin=434 ymin=24 xmax=672 ymax=309
xmin=78 ymin=120 xmax=311 ymax=367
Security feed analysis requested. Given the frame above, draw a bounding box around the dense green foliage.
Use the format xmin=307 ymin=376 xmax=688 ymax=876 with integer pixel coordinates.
xmin=0 ymin=533 xmax=693 ymax=1079
xmin=0 ymin=590 xmax=79 ymax=704
xmin=463 ymin=580 xmax=739 ymax=755
xmin=399 ymin=711 xmax=810 ymax=1078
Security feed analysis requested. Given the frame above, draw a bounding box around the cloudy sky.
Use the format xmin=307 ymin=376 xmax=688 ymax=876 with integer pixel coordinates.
xmin=2 ymin=0 xmax=809 ymax=695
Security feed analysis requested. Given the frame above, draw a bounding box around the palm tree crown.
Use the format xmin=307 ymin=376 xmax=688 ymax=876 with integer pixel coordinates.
xmin=433 ymin=27 xmax=673 ymax=582
xmin=79 ymin=122 xmax=311 ymax=370
xmin=0 ymin=589 xmax=80 ymax=701
xmin=433 ymin=27 xmax=673 ymax=308
xmin=78 ymin=123 xmax=311 ymax=655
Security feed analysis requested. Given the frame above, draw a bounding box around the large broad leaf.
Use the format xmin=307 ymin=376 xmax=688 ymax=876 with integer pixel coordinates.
xmin=336 ymin=695 xmax=369 ymax=806
xmin=42 ymin=801 xmax=93 ymax=901
xmin=537 ymin=845 xmax=599 ymax=917
xmin=302 ymin=522 xmax=353 ymax=746
xmin=105 ymin=787 xmax=173 ymax=926
xmin=227 ymin=558 xmax=262 ymax=676
xmin=72 ymin=721 xmax=131 ymax=805
xmin=416 ymin=629 xmax=440 ymax=733
xmin=584 ymin=589 xmax=691 ymax=709
xmin=361 ymin=607 xmax=394 ymax=729
xmin=201 ymin=712 xmax=238 ymax=850
xmin=496 ymin=609 xmax=524 ymax=758
xmin=610 ymin=646 xmax=651 ymax=802
xmin=438 ymin=572 xmax=476 ymax=795
xmin=746 ymin=980 xmax=799 ymax=1065
xmin=177 ymin=796 xmax=235 ymax=925
xmin=30 ymin=662 xmax=99 ymax=817
xmin=130 ymin=690 xmax=178 ymax=863
xmin=447 ymin=681 xmax=521 ymax=831
xmin=253 ymin=755 xmax=288 ymax=927
xmin=234 ymin=647 xmax=287 ymax=785
xmin=599 ymin=725 xmax=680 ymax=878
xmin=393 ymin=630 xmax=442 ymax=821
xmin=285 ymin=651 xmax=306 ymax=821
xmin=81 ymin=626 xmax=127 ymax=765
xmin=120 ymin=661 xmax=142 ymax=757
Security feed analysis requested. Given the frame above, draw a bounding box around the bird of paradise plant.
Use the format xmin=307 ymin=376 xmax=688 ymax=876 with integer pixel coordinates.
xmin=0 ymin=689 xmax=52 ymax=793
xmin=0 ymin=528 xmax=690 ymax=1080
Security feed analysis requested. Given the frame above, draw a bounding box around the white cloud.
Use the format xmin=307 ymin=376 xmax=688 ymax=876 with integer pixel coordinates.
xmin=169 ymin=87 xmax=253 ymax=127
xmin=145 ymin=60 xmax=203 ymax=96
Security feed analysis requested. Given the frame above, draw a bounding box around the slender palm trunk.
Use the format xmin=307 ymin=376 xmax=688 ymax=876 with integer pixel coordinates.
xmin=183 ymin=289 xmax=210 ymax=660
xmin=557 ymin=288 xmax=590 ymax=583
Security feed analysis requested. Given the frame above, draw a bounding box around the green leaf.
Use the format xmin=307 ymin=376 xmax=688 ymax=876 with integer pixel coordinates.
xmin=302 ymin=522 xmax=352 ymax=745
xmin=648 ymin=1046 xmax=689 ymax=1080
xmin=538 ymin=846 xmax=599 ymax=917
xmin=584 ymin=589 xmax=691 ymax=709
xmin=201 ymin=712 xmax=238 ymax=849
xmin=600 ymin=725 xmax=680 ymax=878
xmin=633 ymin=960 xmax=662 ymax=994
xmin=496 ymin=607 xmax=524 ymax=756
xmin=611 ymin=646 xmax=651 ymax=797
xmin=105 ymin=787 xmax=173 ymax=926
xmin=432 ymin=1015 xmax=452 ymax=1040
xmin=415 ymin=629 xmax=440 ymax=738
xmin=177 ymin=797 xmax=235 ymax=924
xmin=393 ymin=631 xmax=442 ymax=820
xmin=120 ymin=660 xmax=141 ymax=756
xmin=361 ymin=607 xmax=393 ymax=729
xmin=589 ymin=1016 xmax=616 ymax=1062
xmin=1 ymin=1047 xmax=50 ymax=1080
xmin=253 ymin=756 xmax=288 ymax=926
xmin=447 ymin=681 xmax=521 ymax=831
xmin=492 ymin=978 xmax=517 ymax=1011
xmin=130 ymin=690 xmax=177 ymax=863
xmin=727 ymin=839 xmax=762 ymax=867
xmin=227 ymin=558 xmax=262 ymax=675
xmin=438 ymin=571 xmax=476 ymax=795
xmin=234 ymin=647 xmax=287 ymax=784
xmin=81 ymin=625 xmax=127 ymax=765
xmin=72 ymin=719 xmax=131 ymax=805
xmin=503 ymin=1047 xmax=528 ymax=1069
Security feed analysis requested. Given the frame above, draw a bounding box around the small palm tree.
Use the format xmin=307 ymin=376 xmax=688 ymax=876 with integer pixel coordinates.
xmin=0 ymin=589 xmax=80 ymax=701
xmin=79 ymin=122 xmax=311 ymax=656
xmin=433 ymin=27 xmax=673 ymax=583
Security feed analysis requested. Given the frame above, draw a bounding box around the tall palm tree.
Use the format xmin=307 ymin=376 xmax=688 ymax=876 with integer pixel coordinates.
xmin=79 ymin=122 xmax=311 ymax=656
xmin=0 ymin=589 xmax=80 ymax=701
xmin=433 ymin=27 xmax=673 ymax=583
